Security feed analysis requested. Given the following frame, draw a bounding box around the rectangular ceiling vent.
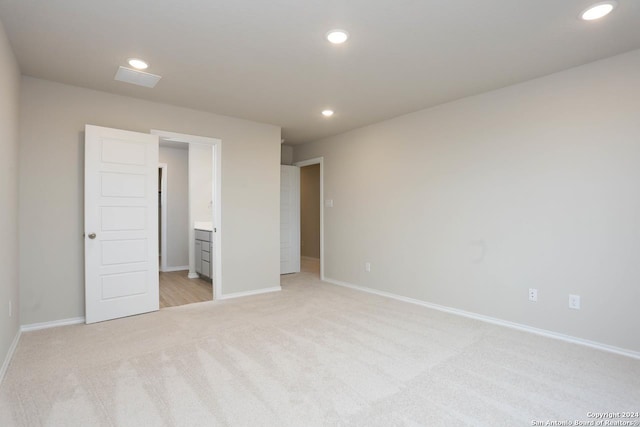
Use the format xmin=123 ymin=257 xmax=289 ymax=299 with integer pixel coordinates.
xmin=114 ymin=66 xmax=161 ymax=88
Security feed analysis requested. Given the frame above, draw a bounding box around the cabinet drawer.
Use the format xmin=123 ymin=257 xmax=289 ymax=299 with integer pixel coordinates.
xmin=201 ymin=248 xmax=209 ymax=261
xmin=195 ymin=230 xmax=211 ymax=242
xmin=202 ymin=260 xmax=210 ymax=277
xmin=195 ymin=255 xmax=202 ymax=274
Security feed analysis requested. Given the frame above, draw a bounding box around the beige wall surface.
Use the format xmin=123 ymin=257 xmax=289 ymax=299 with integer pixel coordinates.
xmin=294 ymin=49 xmax=640 ymax=353
xmin=281 ymin=145 xmax=293 ymax=165
xmin=0 ymin=19 xmax=20 ymax=371
xmin=19 ymin=77 xmax=281 ymax=325
xmin=189 ymin=143 xmax=213 ymax=223
xmin=159 ymin=146 xmax=189 ymax=268
xmin=300 ymin=164 xmax=320 ymax=258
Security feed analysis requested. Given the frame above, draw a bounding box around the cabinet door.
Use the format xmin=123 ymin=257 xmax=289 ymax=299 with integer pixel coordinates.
xmin=195 ymin=240 xmax=202 ymax=274
xmin=202 ymin=260 xmax=210 ymax=278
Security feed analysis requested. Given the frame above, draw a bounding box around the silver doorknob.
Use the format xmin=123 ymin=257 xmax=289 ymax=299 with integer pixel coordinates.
xmin=88 ymin=233 xmax=97 ymax=239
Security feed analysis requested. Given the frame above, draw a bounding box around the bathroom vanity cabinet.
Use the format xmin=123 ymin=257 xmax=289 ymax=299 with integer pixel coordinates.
xmin=195 ymin=229 xmax=214 ymax=281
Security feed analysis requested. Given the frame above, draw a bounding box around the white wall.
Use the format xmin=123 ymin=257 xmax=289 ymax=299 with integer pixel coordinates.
xmin=189 ymin=143 xmax=213 ymax=223
xmin=0 ymin=19 xmax=20 ymax=371
xmin=294 ymin=49 xmax=640 ymax=353
xmin=159 ymin=146 xmax=189 ymax=268
xmin=19 ymin=77 xmax=281 ymax=325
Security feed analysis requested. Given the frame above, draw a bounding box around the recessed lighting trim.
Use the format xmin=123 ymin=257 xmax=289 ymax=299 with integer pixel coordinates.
xmin=128 ymin=58 xmax=149 ymax=70
xmin=321 ymin=109 xmax=334 ymax=117
xmin=326 ymin=30 xmax=349 ymax=44
xmin=581 ymin=1 xmax=617 ymax=20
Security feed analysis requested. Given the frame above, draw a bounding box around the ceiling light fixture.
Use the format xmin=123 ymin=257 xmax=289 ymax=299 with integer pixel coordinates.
xmin=581 ymin=1 xmax=617 ymax=20
xmin=128 ymin=58 xmax=149 ymax=70
xmin=326 ymin=30 xmax=349 ymax=44
xmin=321 ymin=109 xmax=334 ymax=117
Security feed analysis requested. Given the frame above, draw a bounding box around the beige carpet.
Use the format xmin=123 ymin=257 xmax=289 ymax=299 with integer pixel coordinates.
xmin=1 ymin=267 xmax=639 ymax=426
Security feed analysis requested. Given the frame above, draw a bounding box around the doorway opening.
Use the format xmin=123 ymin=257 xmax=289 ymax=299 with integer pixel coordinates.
xmin=295 ymin=157 xmax=324 ymax=279
xmin=153 ymin=130 xmax=222 ymax=307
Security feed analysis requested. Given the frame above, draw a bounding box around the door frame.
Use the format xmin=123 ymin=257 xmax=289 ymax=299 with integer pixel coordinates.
xmin=151 ymin=129 xmax=222 ymax=300
xmin=293 ymin=157 xmax=324 ymax=280
xmin=158 ymin=163 xmax=168 ymax=272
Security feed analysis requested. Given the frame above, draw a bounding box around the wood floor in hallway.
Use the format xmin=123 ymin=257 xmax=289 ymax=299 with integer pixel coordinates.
xmin=159 ymin=270 xmax=212 ymax=308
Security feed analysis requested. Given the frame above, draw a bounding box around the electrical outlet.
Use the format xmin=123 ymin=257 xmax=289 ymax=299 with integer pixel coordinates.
xmin=365 ymin=262 xmax=371 ymax=272
xmin=325 ymin=199 xmax=334 ymax=208
xmin=569 ymin=294 xmax=581 ymax=310
xmin=8 ymin=300 xmax=12 ymax=317
xmin=528 ymin=288 xmax=538 ymax=302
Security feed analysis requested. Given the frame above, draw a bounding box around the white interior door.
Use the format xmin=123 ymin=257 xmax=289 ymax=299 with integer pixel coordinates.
xmin=84 ymin=125 xmax=160 ymax=324
xmin=280 ymin=165 xmax=300 ymax=274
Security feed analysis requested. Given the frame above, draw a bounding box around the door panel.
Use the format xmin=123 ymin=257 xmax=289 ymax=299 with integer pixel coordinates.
xmin=101 ymin=206 xmax=146 ymax=231
xmin=280 ymin=165 xmax=300 ymax=274
xmin=101 ymin=173 xmax=146 ymax=197
xmin=101 ymin=271 xmax=148 ymax=299
xmin=101 ymin=138 xmax=147 ymax=165
xmin=101 ymin=239 xmax=147 ymax=265
xmin=85 ymin=125 xmax=159 ymax=324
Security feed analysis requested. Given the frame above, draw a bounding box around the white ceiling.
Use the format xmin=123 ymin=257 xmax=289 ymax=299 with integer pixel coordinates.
xmin=1 ymin=0 xmax=639 ymax=144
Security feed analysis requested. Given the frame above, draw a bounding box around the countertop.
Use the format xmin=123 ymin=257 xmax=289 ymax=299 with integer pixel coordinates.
xmin=194 ymin=221 xmax=213 ymax=231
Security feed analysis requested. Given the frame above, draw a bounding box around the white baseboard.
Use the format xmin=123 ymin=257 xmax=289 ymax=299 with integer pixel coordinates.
xmin=0 ymin=329 xmax=21 ymax=385
xmin=187 ymin=272 xmax=199 ymax=279
xmin=20 ymin=317 xmax=85 ymax=332
xmin=324 ymin=277 xmax=640 ymax=360
xmin=218 ymin=286 xmax=282 ymax=300
xmin=161 ymin=265 xmax=189 ymax=272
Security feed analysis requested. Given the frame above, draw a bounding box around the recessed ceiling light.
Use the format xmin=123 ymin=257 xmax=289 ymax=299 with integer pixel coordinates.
xmin=128 ymin=58 xmax=149 ymax=70
xmin=322 ymin=109 xmax=334 ymax=117
xmin=326 ymin=30 xmax=349 ymax=44
xmin=581 ymin=1 xmax=617 ymax=20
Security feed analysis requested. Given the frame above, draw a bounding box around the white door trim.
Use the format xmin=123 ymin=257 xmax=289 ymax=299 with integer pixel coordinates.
xmin=151 ymin=130 xmax=222 ymax=300
xmin=294 ymin=157 xmax=324 ymax=281
xmin=158 ymin=163 xmax=168 ymax=272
